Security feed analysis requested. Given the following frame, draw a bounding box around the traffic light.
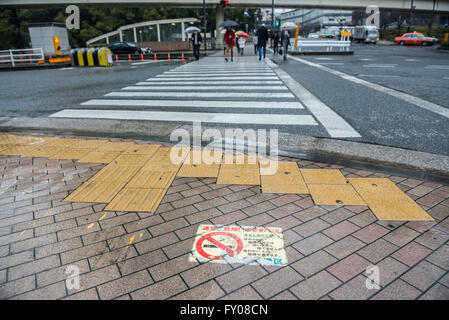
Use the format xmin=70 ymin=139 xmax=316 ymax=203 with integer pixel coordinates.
xmin=275 ymin=19 xmax=280 ymax=27
xmin=52 ymin=36 xmax=61 ymax=56
xmin=220 ymin=0 xmax=229 ymax=7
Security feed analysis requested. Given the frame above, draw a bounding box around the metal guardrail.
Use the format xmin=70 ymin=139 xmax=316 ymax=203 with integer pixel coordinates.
xmin=290 ymin=40 xmax=351 ymax=52
xmin=0 ymin=48 xmax=44 ymax=67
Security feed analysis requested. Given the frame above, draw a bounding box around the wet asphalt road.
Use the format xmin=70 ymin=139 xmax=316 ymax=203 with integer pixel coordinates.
xmin=0 ymin=44 xmax=448 ymax=156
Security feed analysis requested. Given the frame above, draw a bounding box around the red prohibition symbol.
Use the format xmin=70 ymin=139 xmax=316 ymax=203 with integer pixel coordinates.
xmin=196 ymin=231 xmax=244 ymax=261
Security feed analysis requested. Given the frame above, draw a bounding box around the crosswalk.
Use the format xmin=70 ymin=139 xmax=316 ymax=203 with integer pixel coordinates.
xmin=50 ymin=56 xmax=360 ymax=138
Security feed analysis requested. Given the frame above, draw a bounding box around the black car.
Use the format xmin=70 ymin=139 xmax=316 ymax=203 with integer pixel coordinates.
xmin=109 ymin=42 xmax=150 ymax=54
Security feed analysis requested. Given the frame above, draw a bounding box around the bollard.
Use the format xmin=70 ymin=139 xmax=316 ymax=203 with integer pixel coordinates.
xmin=168 ymin=52 xmax=171 ymax=61
xmin=181 ymin=52 xmax=185 ymax=63
xmin=140 ymin=53 xmax=144 ymax=61
xmin=128 ymin=54 xmax=131 ymax=62
xmin=445 ymin=33 xmax=449 ymax=42
xmin=154 ymin=52 xmax=157 ymax=61
xmin=115 ymin=54 xmax=118 ymax=62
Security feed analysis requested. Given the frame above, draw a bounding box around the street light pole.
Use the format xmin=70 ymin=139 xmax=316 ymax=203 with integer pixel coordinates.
xmin=408 ymin=0 xmax=415 ymax=32
xmin=203 ymin=0 xmax=207 ymax=55
xmin=272 ymin=0 xmax=275 ymax=29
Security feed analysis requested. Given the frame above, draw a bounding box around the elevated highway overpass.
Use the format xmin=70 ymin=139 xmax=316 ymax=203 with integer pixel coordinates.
xmin=2 ymin=0 xmax=449 ymax=12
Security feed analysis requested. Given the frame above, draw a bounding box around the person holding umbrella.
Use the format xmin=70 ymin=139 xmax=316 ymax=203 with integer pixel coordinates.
xmin=256 ymin=23 xmax=269 ymax=61
xmin=224 ymin=26 xmax=236 ymax=62
xmin=190 ymin=29 xmax=202 ymax=60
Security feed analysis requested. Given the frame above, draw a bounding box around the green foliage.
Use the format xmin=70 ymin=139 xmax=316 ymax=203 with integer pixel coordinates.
xmin=0 ymin=6 xmax=261 ymax=49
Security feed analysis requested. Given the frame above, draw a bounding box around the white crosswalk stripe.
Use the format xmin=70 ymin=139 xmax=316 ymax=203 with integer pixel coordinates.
xmin=49 ymin=56 xmax=363 ymax=135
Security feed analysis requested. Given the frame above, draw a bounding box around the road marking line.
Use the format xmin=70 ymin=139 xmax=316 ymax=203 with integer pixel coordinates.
xmin=443 ymin=77 xmax=449 ymax=80
xmin=318 ymin=62 xmax=344 ymax=65
xmin=50 ymin=109 xmax=318 ymax=125
xmin=156 ymin=73 xmax=275 ymax=77
xmin=104 ymin=91 xmax=294 ymax=98
xmin=135 ymin=81 xmax=284 ymax=85
xmin=285 ymin=55 xmax=449 ymax=120
xmin=314 ymin=57 xmax=335 ymax=60
xmin=121 ymin=85 xmax=288 ymax=91
xmin=81 ymin=99 xmax=304 ymax=109
xmin=363 ymin=64 xmax=397 ymax=68
xmin=265 ymin=58 xmax=361 ymax=138
xmin=425 ymin=65 xmax=449 ymax=69
xmin=359 ymin=74 xmax=400 ymax=78
xmin=145 ymin=77 xmax=279 ymax=81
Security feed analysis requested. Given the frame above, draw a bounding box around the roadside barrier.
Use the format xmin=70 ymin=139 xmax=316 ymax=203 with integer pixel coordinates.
xmin=154 ymin=52 xmax=157 ymax=61
xmin=128 ymin=54 xmax=132 ymax=62
xmin=71 ymin=47 xmax=113 ymax=67
xmin=168 ymin=52 xmax=171 ymax=61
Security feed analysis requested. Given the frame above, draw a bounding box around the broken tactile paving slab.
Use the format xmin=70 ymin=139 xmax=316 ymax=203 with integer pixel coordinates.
xmin=189 ymin=224 xmax=287 ymax=265
xmin=300 ymin=168 xmax=348 ymax=185
xmin=308 ymin=184 xmax=366 ymax=206
xmin=349 ymin=178 xmax=434 ymax=221
xmin=260 ymin=161 xmax=309 ymax=194
xmin=104 ymin=188 xmax=167 ymax=212
xmin=216 ymin=167 xmax=260 ymax=185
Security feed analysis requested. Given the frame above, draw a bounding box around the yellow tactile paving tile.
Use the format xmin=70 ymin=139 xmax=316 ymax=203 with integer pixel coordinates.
xmin=104 ymin=188 xmax=167 ymax=213
xmin=300 ymin=168 xmax=348 ymax=185
xmin=20 ymin=146 xmax=66 ymax=158
xmin=260 ymin=162 xmax=309 ymax=194
xmin=124 ymin=144 xmax=161 ymax=155
xmin=126 ymin=170 xmax=177 ymax=189
xmin=0 ymin=145 xmax=38 ymax=156
xmin=50 ymin=148 xmax=93 ymax=160
xmin=365 ymin=199 xmax=434 ymax=221
xmin=109 ymin=154 xmax=153 ymax=167
xmin=220 ymin=154 xmax=259 ymax=169
xmin=216 ymin=167 xmax=261 ymax=185
xmin=0 ymin=134 xmax=51 ymax=146
xmin=69 ymin=139 xmax=108 ymax=149
xmin=141 ymin=147 xmax=190 ymax=171
xmin=183 ymin=150 xmax=223 ymax=165
xmin=96 ymin=141 xmax=135 ymax=152
xmin=76 ymin=151 xmax=123 ymax=163
xmin=42 ymin=138 xmax=84 ymax=148
xmin=308 ymin=184 xmax=366 ymax=206
xmin=177 ymin=163 xmax=221 ymax=178
xmin=348 ymin=178 xmax=434 ymax=221
xmin=65 ymin=166 xmax=141 ymax=203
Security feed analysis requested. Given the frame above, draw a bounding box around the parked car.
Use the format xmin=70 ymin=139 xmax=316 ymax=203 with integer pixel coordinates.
xmin=394 ymin=32 xmax=437 ymax=46
xmin=109 ymin=42 xmax=151 ymax=54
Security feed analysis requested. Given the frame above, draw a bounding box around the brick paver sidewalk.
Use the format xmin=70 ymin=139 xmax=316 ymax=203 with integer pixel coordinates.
xmin=1 ymin=135 xmax=448 ymax=300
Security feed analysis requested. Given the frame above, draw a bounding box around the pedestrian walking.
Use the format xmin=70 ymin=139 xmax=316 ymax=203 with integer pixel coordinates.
xmin=224 ymin=27 xmax=236 ymax=62
xmin=273 ymin=33 xmax=279 ymax=55
xmin=253 ymin=32 xmax=258 ymax=54
xmin=238 ymin=36 xmax=246 ymax=55
xmin=256 ymin=24 xmax=269 ymax=60
xmin=281 ymin=26 xmax=290 ymax=61
xmin=190 ymin=30 xmax=202 ymax=60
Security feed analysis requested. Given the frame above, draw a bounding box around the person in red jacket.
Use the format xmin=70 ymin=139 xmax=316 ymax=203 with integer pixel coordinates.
xmin=224 ymin=27 xmax=236 ymax=62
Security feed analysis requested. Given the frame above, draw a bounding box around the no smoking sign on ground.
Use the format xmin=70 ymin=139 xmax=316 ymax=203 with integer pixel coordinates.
xmin=189 ymin=225 xmax=288 ymax=266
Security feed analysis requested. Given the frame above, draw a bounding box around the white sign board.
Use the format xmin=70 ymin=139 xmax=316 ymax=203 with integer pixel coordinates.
xmin=189 ymin=224 xmax=287 ymax=266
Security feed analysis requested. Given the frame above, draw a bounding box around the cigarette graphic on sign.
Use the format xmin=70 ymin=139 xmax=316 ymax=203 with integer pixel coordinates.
xmin=189 ymin=225 xmax=288 ymax=266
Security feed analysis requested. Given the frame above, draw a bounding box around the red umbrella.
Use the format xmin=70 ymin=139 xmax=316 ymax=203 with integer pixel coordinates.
xmin=236 ymin=32 xmax=249 ymax=39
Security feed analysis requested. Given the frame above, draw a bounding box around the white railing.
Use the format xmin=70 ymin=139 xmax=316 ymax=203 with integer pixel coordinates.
xmin=0 ymin=48 xmax=44 ymax=67
xmin=291 ymin=40 xmax=351 ymax=52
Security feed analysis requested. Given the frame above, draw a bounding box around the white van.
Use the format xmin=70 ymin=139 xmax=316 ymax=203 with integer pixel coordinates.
xmin=353 ymin=26 xmax=379 ymax=44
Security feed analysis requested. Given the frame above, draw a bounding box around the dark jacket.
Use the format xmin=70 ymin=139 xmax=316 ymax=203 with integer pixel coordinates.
xmin=224 ymin=30 xmax=236 ymax=46
xmin=256 ymin=26 xmax=269 ymax=46
xmin=273 ymin=34 xmax=279 ymax=45
xmin=281 ymin=30 xmax=290 ymax=47
xmin=191 ymin=33 xmax=202 ymax=47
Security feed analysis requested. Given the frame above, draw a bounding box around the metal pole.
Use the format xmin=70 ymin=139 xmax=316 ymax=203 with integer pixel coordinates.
xmin=272 ymin=0 xmax=275 ymax=29
xmin=408 ymin=0 xmax=415 ymax=32
xmin=10 ymin=49 xmax=15 ymax=67
xmin=203 ymin=0 xmax=207 ymax=55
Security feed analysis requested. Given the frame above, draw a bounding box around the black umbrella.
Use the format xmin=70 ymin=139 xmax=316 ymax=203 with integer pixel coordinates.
xmin=218 ymin=20 xmax=239 ymax=28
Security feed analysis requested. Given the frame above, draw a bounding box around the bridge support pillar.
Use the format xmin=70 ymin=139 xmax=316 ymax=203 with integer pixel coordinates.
xmin=215 ymin=5 xmax=224 ymax=49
